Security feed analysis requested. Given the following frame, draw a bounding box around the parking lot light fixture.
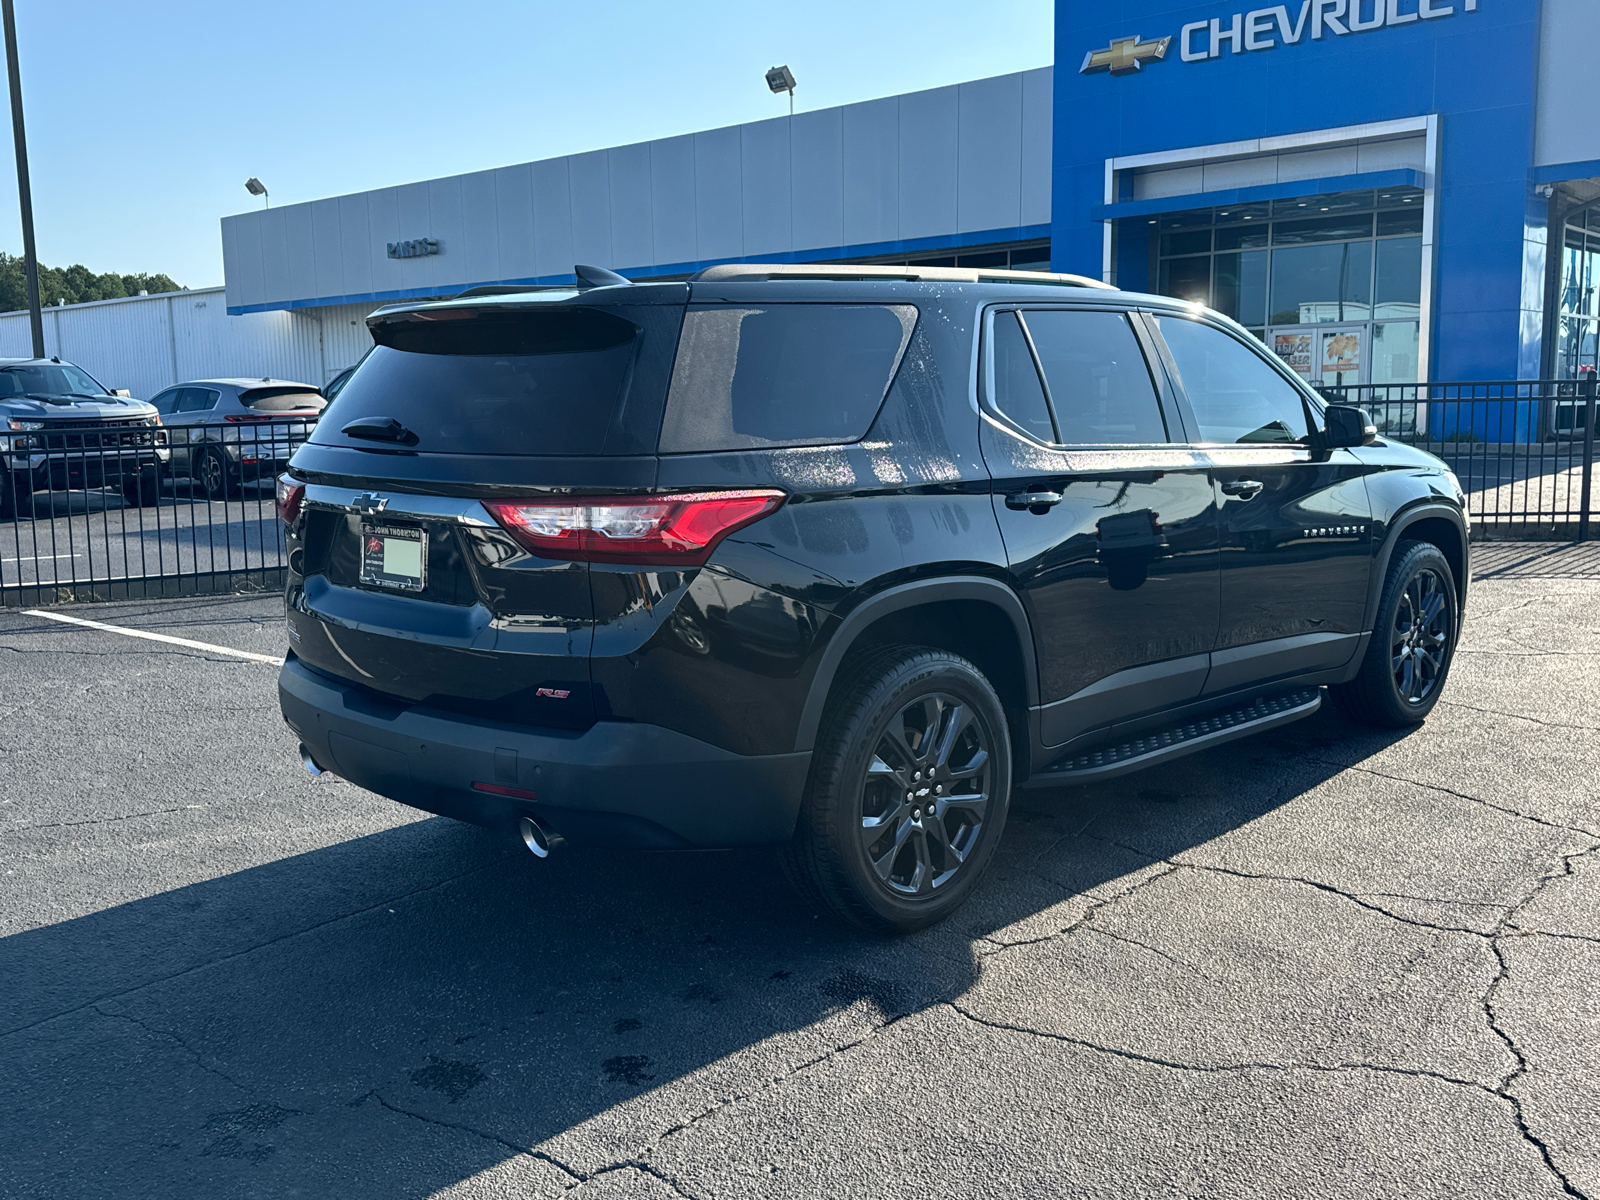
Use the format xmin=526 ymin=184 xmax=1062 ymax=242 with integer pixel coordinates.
xmin=765 ymin=65 xmax=796 ymax=116
xmin=245 ymin=177 xmax=269 ymax=208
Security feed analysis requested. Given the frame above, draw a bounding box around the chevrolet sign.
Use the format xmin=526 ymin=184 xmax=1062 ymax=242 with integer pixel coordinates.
xmin=1084 ymin=0 xmax=1479 ymax=78
xmin=1081 ymin=35 xmax=1172 ymax=74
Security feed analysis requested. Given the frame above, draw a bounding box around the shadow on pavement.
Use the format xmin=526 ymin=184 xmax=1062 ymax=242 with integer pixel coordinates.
xmin=0 ymin=708 xmax=1411 ymax=1198
xmin=1471 ymin=539 xmax=1600 ymax=580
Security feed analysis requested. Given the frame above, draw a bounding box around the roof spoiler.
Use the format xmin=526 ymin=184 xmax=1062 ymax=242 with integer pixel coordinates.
xmin=688 ymin=262 xmax=1113 ymax=289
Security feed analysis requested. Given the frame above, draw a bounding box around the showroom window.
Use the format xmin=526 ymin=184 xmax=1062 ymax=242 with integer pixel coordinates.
xmin=1149 ymin=188 xmax=1424 ymax=386
xmin=1557 ymin=205 xmax=1600 ymax=382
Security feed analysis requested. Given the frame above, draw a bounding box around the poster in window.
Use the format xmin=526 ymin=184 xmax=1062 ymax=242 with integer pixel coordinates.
xmin=1323 ymin=332 xmax=1362 ymax=376
xmin=1273 ymin=333 xmax=1313 ymax=376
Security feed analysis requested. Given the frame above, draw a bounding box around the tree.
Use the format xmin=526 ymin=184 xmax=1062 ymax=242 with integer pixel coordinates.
xmin=0 ymin=253 xmax=184 ymax=311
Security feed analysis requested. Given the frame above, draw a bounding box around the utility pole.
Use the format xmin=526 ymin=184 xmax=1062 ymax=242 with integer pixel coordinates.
xmin=2 ymin=0 xmax=43 ymax=359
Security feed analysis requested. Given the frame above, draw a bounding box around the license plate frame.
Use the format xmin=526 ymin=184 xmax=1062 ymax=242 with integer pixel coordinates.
xmin=359 ymin=524 xmax=427 ymax=593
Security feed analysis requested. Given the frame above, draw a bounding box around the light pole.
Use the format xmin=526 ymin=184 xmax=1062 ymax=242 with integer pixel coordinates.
xmin=765 ymin=65 xmax=796 ymax=117
xmin=245 ymin=177 xmax=269 ymax=208
xmin=2 ymin=0 xmax=43 ymax=359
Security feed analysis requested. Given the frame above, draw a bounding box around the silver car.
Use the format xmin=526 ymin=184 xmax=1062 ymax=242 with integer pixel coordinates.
xmin=150 ymin=378 xmax=325 ymax=499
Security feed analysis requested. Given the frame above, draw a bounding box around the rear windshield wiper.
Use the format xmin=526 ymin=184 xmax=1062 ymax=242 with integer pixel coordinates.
xmin=341 ymin=416 xmax=419 ymax=446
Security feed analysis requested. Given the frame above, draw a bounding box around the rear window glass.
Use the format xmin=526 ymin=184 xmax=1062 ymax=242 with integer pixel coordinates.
xmin=658 ymin=304 xmax=916 ymax=453
xmin=311 ymin=308 xmax=639 ymax=455
xmin=243 ymin=388 xmax=325 ymax=412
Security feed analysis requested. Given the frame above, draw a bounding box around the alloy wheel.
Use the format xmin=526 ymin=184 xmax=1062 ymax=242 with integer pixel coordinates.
xmin=1391 ymin=566 xmax=1451 ymax=705
xmin=200 ymin=453 xmax=225 ymax=498
xmin=859 ymin=692 xmax=992 ymax=897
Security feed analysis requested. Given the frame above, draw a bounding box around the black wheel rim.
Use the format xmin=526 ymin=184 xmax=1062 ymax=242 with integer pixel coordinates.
xmin=202 ymin=454 xmax=223 ymax=496
xmin=1391 ymin=567 xmax=1451 ymax=705
xmin=860 ymin=692 xmax=992 ymax=897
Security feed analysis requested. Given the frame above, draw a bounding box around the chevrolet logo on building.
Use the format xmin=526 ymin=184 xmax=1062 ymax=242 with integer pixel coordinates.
xmin=1081 ymin=34 xmax=1172 ymax=76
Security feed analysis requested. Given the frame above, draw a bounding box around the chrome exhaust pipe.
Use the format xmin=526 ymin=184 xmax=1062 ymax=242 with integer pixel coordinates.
xmin=299 ymin=744 xmax=325 ymax=777
xmin=519 ymin=815 xmax=564 ymax=858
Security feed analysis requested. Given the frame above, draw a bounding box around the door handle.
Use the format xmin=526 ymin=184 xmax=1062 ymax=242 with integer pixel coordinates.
xmin=1220 ymin=478 xmax=1263 ymax=499
xmin=1006 ymin=490 xmax=1063 ymax=514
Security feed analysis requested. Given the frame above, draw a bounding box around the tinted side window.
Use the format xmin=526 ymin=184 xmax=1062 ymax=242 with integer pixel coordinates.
xmin=659 ymin=304 xmax=915 ymax=453
xmin=1158 ymin=316 xmax=1310 ymax=444
xmin=1023 ymin=310 xmax=1168 ymax=445
xmin=150 ymin=388 xmax=181 ymax=414
xmin=176 ymin=387 xmax=218 ymax=413
xmin=988 ymin=311 xmax=1054 ymax=443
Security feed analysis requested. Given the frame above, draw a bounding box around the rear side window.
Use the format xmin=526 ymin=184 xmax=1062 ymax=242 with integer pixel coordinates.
xmin=658 ymin=304 xmax=916 ymax=453
xmin=1023 ymin=310 xmax=1168 ymax=445
xmin=312 ymin=307 xmax=640 ymax=455
xmin=988 ymin=311 xmax=1054 ymax=443
xmin=1157 ymin=316 xmax=1310 ymax=444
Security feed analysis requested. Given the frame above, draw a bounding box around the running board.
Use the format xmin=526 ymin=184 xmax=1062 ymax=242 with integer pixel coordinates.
xmin=1020 ymin=687 xmax=1323 ymax=788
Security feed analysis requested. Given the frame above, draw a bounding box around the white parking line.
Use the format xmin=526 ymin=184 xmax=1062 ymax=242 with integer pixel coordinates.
xmin=22 ymin=609 xmax=285 ymax=664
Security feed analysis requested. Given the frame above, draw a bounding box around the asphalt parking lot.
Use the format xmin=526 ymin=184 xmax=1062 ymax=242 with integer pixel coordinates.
xmin=3 ymin=540 xmax=1599 ymax=1199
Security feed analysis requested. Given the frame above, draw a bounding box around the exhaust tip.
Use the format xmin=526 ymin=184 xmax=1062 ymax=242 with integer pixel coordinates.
xmin=519 ymin=815 xmax=564 ymax=858
xmin=299 ymin=744 xmax=324 ymax=777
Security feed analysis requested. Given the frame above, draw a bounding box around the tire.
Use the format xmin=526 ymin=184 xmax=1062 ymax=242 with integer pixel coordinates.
xmin=781 ymin=646 xmax=1013 ymax=934
xmin=0 ymin=471 xmax=31 ymax=521
xmin=1331 ymin=540 xmax=1459 ymax=728
xmin=120 ymin=464 xmax=160 ymax=508
xmin=196 ymin=448 xmax=236 ymax=500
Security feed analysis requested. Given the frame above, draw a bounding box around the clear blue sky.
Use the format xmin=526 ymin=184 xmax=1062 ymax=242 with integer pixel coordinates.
xmin=6 ymin=0 xmax=1053 ymax=289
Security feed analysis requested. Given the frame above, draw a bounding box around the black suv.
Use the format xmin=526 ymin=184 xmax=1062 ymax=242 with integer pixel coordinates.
xmin=277 ymin=264 xmax=1467 ymax=932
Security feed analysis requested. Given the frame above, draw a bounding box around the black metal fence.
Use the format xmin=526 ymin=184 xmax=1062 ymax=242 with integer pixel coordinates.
xmin=0 ymin=417 xmax=313 ymax=607
xmin=2 ymin=381 xmax=1596 ymax=607
xmin=1319 ymin=377 xmax=1599 ymax=541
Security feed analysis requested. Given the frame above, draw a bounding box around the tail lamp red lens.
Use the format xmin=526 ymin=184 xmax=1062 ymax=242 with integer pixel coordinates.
xmin=275 ymin=474 xmax=305 ymax=524
xmin=484 ymin=490 xmax=785 ymax=565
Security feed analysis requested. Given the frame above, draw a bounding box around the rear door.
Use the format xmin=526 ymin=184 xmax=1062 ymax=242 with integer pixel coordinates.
xmin=1151 ymin=313 xmax=1372 ymax=694
xmin=980 ymin=305 xmax=1221 ymax=751
xmin=285 ymin=296 xmax=685 ymax=730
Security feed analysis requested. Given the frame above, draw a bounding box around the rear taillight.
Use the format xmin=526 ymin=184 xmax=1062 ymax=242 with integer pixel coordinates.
xmin=485 ymin=490 xmax=785 ymax=565
xmin=276 ymin=474 xmax=305 ymax=524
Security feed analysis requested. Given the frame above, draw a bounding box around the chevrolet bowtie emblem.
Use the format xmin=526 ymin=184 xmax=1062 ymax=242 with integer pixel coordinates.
xmin=1081 ymin=34 xmax=1172 ymax=76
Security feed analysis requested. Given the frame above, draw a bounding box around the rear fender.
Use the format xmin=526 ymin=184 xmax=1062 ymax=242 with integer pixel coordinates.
xmin=792 ymin=576 xmax=1037 ymax=754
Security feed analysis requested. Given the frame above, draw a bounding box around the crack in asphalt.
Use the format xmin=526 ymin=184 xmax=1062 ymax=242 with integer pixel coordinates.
xmin=1481 ymin=843 xmax=1600 ymax=1200
xmin=362 ymin=1090 xmax=586 ymax=1184
xmin=92 ymin=1004 xmax=254 ymax=1096
xmin=1340 ymin=764 xmax=1600 ymax=839
xmin=1053 ymin=832 xmax=1600 ymax=1198
xmin=578 ymin=1161 xmax=703 ymax=1198
xmin=0 ymin=852 xmax=519 ymax=1042
xmin=2 ymin=803 xmax=205 ymax=835
xmin=1437 ymin=699 xmax=1600 ymax=732
xmin=946 ymin=1001 xmax=1491 ymax=1091
xmin=1173 ymin=860 xmax=1518 ymax=938
xmin=0 ymin=641 xmax=265 ymax=667
xmin=1080 ymin=925 xmax=1225 ymax=985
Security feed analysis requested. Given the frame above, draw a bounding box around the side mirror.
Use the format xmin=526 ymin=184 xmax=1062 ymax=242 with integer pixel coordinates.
xmin=1321 ymin=403 xmax=1376 ymax=448
xmin=112 ymin=388 xmax=132 ymax=398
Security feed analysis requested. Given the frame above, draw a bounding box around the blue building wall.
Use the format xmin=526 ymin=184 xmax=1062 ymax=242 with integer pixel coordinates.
xmin=1052 ymin=0 xmax=1545 ymax=381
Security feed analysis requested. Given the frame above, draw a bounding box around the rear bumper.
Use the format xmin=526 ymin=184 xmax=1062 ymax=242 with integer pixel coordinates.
xmin=278 ymin=656 xmax=810 ymax=849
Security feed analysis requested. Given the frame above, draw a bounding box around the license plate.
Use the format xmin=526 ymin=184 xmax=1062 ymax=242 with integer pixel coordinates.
xmin=360 ymin=524 xmax=426 ymax=592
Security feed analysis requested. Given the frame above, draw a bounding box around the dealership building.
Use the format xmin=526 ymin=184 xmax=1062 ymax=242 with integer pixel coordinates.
xmin=8 ymin=0 xmax=1595 ymax=400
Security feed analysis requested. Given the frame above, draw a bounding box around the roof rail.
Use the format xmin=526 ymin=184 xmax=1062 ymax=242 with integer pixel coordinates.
xmin=688 ymin=262 xmax=1114 ymax=289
